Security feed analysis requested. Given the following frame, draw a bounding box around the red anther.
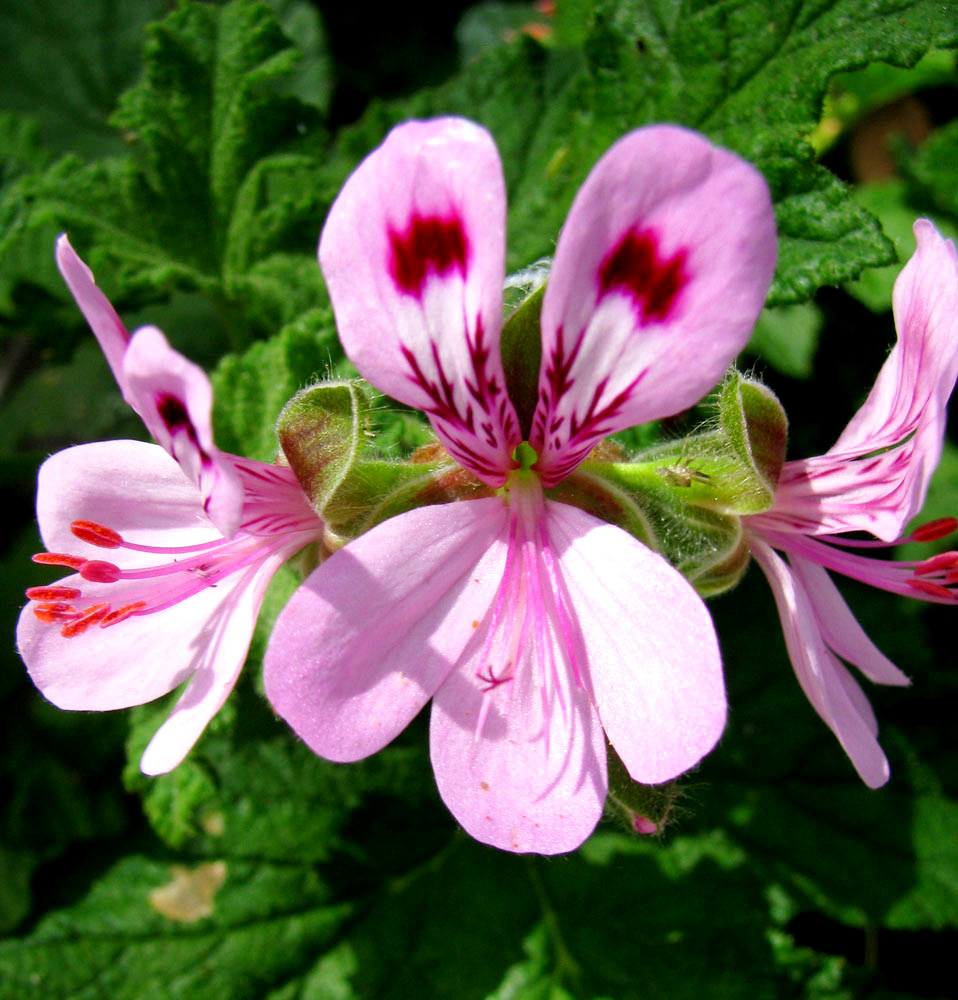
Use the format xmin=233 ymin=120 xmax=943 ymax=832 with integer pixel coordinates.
xmin=910 ymin=517 xmax=958 ymax=543
xmin=915 ymin=551 xmax=958 ymax=576
xmin=32 ymin=552 xmax=86 ymax=569
xmin=100 ymin=601 xmax=148 ymax=627
xmin=60 ymin=603 xmax=110 ymax=638
xmin=25 ymin=585 xmax=82 ymax=601
xmin=70 ymin=520 xmax=123 ymax=548
xmin=33 ymin=603 xmax=81 ymax=624
xmin=79 ymin=560 xmax=122 ymax=583
xmin=907 ymin=578 xmax=956 ymax=600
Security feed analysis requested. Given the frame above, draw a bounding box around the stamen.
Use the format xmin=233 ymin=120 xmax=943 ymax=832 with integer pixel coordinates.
xmin=33 ymin=603 xmax=81 ymax=624
xmin=32 ymin=552 xmax=86 ymax=569
xmin=71 ymin=520 xmax=123 ymax=548
xmin=25 ymin=585 xmax=81 ymax=601
xmin=910 ymin=517 xmax=958 ymax=543
xmin=906 ymin=578 xmax=956 ymax=601
xmin=60 ymin=603 xmax=110 ymax=637
xmin=100 ymin=601 xmax=148 ymax=627
xmin=78 ymin=560 xmax=123 ymax=583
xmin=915 ymin=551 xmax=958 ymax=576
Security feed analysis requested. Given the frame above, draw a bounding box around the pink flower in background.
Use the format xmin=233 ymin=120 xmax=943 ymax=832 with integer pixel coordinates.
xmin=17 ymin=238 xmax=323 ymax=774
xmin=265 ymin=117 xmax=777 ymax=853
xmin=745 ymin=220 xmax=958 ymax=787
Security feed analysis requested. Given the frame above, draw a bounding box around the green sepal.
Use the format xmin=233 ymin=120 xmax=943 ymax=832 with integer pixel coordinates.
xmin=604 ymin=746 xmax=681 ymax=837
xmin=325 ymin=450 xmax=495 ymax=542
xmin=551 ymin=459 xmax=750 ymax=597
xmin=275 ymin=379 xmax=374 ymax=517
xmin=717 ymin=370 xmax=788 ymax=504
xmin=499 ymin=283 xmax=544 ymax=439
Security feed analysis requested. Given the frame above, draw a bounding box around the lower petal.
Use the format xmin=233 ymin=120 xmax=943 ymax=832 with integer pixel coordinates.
xmin=429 ymin=651 xmax=606 ymax=855
xmin=750 ymin=539 xmax=890 ymax=787
xmin=139 ymin=554 xmax=284 ymax=775
xmin=546 ymin=502 xmax=726 ymax=784
xmin=264 ymin=500 xmax=509 ymax=762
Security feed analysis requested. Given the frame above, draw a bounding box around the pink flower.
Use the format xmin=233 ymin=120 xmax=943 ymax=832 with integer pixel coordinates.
xmin=745 ymin=220 xmax=958 ymax=787
xmin=264 ymin=117 xmax=777 ymax=853
xmin=17 ymin=237 xmax=323 ymax=775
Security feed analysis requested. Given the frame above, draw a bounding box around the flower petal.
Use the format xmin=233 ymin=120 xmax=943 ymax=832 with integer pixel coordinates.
xmin=749 ymin=539 xmax=890 ymax=787
xmin=545 ymin=501 xmax=726 ymax=783
xmin=319 ymin=117 xmax=519 ymax=485
xmin=18 ymin=441 xmax=246 ymax=713
xmin=532 ymin=125 xmax=776 ymax=485
xmin=769 ymin=221 xmax=958 ymax=542
xmin=55 ymin=234 xmax=132 ymax=404
xmin=35 ymin=440 xmax=221 ymax=559
xmin=790 ymin=556 xmax=909 ymax=687
xmin=139 ymin=554 xmax=286 ymax=775
xmin=123 ymin=326 xmax=244 ymax=537
xmin=429 ymin=644 xmax=606 ymax=855
xmin=264 ymin=499 xmax=509 ymax=761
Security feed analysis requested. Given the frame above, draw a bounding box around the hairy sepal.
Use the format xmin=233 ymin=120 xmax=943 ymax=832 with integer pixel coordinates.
xmin=549 ymin=456 xmax=748 ymax=598
xmin=276 ymin=379 xmax=373 ymax=518
xmin=717 ymin=370 xmax=788 ymax=506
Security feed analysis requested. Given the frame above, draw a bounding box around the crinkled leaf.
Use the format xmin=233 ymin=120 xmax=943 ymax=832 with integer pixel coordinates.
xmin=210 ymin=308 xmax=340 ymax=463
xmin=335 ymin=0 xmax=958 ymax=306
xmin=11 ymin=0 xmax=329 ymax=341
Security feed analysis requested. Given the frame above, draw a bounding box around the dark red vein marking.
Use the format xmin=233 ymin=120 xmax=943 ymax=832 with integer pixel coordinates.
xmin=389 ymin=213 xmax=469 ymax=297
xmin=598 ymin=227 xmax=687 ymax=325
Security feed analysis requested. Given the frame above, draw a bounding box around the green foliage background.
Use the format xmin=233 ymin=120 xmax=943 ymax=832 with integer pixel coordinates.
xmin=1 ymin=1 xmax=957 ymax=997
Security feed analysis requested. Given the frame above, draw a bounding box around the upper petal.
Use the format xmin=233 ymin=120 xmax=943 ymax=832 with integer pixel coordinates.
xmin=35 ymin=440 xmax=221 ymax=558
xmin=123 ymin=326 xmax=244 ymax=537
xmin=55 ymin=235 xmax=132 ymax=403
xmin=263 ymin=499 xmax=509 ymax=762
xmin=429 ymin=638 xmax=607 ymax=855
xmin=824 ymin=220 xmax=958 ymax=537
xmin=545 ymin=501 xmax=727 ymax=784
xmin=319 ymin=117 xmax=520 ymax=484
xmin=531 ymin=125 xmax=776 ymax=485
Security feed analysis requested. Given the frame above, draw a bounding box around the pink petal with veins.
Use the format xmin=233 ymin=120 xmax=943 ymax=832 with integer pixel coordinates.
xmin=319 ymin=117 xmax=520 ymax=485
xmin=546 ymin=502 xmax=727 ymax=783
xmin=18 ymin=442 xmax=243 ymax=713
xmin=123 ymin=326 xmax=244 ymax=538
xmin=55 ymin=234 xmax=132 ymax=404
xmin=264 ymin=500 xmax=509 ymax=761
xmin=532 ymin=125 xmax=776 ymax=485
xmin=749 ymin=539 xmax=891 ymax=788
xmin=429 ymin=634 xmax=606 ymax=855
xmin=768 ymin=222 xmax=958 ymax=542
xmin=139 ymin=551 xmax=288 ymax=775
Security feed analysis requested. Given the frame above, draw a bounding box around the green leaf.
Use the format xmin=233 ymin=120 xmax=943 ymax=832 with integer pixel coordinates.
xmin=211 ymin=308 xmax=340 ymax=463
xmin=746 ymin=303 xmax=824 ymax=379
xmin=336 ymin=0 xmax=958 ymax=307
xmin=0 ymin=0 xmax=166 ymax=158
xmin=900 ymin=117 xmax=958 ymax=222
xmin=844 ymin=178 xmax=958 ymax=312
xmin=14 ymin=0 xmax=329 ymax=343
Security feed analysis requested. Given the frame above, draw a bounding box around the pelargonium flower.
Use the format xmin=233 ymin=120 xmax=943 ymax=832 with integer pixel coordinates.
xmin=16 ymin=237 xmax=323 ymax=774
xmin=744 ymin=220 xmax=958 ymax=787
xmin=264 ymin=117 xmax=777 ymax=853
